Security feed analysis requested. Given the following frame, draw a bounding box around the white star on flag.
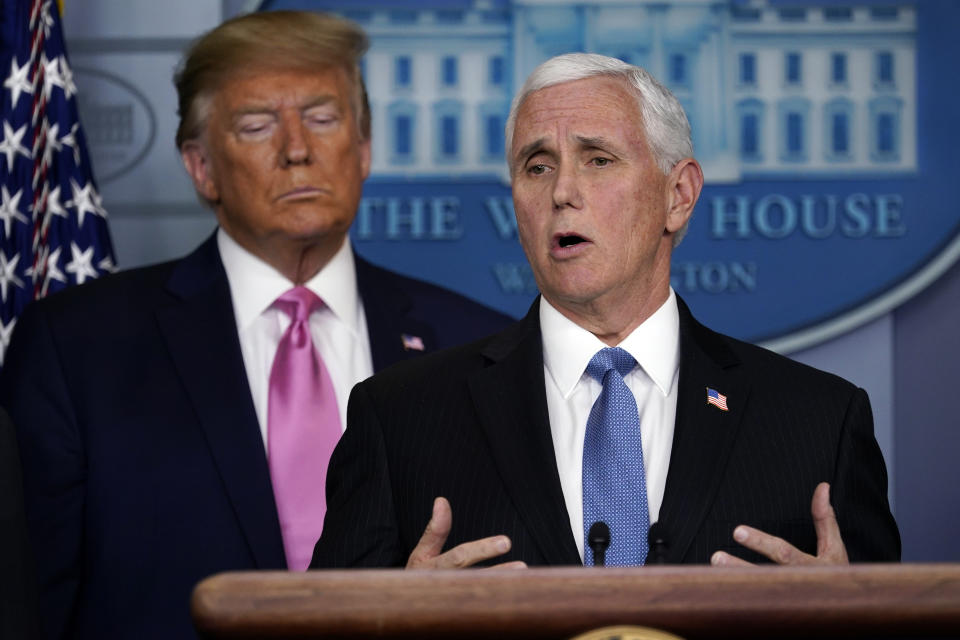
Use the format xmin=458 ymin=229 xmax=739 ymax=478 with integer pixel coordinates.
xmin=0 ymin=186 xmax=28 ymax=238
xmin=0 ymin=120 xmax=31 ymax=171
xmin=45 ymin=185 xmax=68 ymax=219
xmin=39 ymin=0 xmax=55 ymax=38
xmin=23 ymin=254 xmax=40 ymax=284
xmin=60 ymin=122 xmax=81 ymax=166
xmin=42 ymin=53 xmax=64 ymax=99
xmin=65 ymin=242 xmax=98 ymax=285
xmin=58 ymin=56 xmax=78 ymax=100
xmin=3 ymin=58 xmax=32 ymax=108
xmin=44 ymin=246 xmax=67 ymax=286
xmin=0 ymin=317 xmax=16 ymax=367
xmin=98 ymin=255 xmax=116 ymax=273
xmin=43 ymin=122 xmax=62 ymax=168
xmin=0 ymin=251 xmax=24 ymax=302
xmin=68 ymin=178 xmax=106 ymax=228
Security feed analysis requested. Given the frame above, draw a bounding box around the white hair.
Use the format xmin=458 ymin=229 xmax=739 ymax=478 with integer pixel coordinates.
xmin=505 ymin=52 xmax=695 ymax=245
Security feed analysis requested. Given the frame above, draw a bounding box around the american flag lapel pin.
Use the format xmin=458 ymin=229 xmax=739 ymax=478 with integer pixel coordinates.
xmin=401 ymin=333 xmax=425 ymax=352
xmin=706 ymin=387 xmax=729 ymax=411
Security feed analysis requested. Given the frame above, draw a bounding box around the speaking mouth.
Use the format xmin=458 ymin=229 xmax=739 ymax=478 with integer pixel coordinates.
xmin=556 ymin=233 xmax=588 ymax=248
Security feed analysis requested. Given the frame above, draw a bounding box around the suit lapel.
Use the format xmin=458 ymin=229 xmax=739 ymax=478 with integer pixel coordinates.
xmin=657 ymin=297 xmax=750 ymax=563
xmin=354 ymin=255 xmax=437 ymax=371
xmin=468 ymin=300 xmax=582 ymax=565
xmin=155 ymin=235 xmax=286 ymax=569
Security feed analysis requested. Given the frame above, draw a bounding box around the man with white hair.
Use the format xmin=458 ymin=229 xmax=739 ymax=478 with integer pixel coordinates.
xmin=312 ymin=53 xmax=900 ymax=569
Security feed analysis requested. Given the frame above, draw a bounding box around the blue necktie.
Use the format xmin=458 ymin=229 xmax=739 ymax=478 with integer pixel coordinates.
xmin=582 ymin=347 xmax=650 ymax=566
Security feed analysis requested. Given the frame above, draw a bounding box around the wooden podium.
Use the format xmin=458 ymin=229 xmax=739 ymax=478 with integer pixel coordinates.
xmin=192 ymin=564 xmax=960 ymax=638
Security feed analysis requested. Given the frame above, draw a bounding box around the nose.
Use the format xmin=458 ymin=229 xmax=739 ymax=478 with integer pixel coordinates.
xmin=279 ymin=113 xmax=311 ymax=167
xmin=551 ymin=162 xmax=582 ymax=210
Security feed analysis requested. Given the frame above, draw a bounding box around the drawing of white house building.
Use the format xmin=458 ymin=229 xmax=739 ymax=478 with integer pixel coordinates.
xmin=728 ymin=1 xmax=916 ymax=178
xmin=349 ymin=3 xmax=513 ymax=180
xmin=266 ymin=0 xmax=917 ymax=183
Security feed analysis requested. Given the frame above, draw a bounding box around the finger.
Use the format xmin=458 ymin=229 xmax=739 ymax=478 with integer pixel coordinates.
xmin=811 ymin=482 xmax=849 ymax=563
xmin=406 ymin=497 xmax=453 ymax=568
xmin=488 ymin=560 xmax=528 ymax=570
xmin=428 ymin=535 xmax=512 ymax=569
xmin=710 ymin=550 xmax=753 ymax=567
xmin=731 ymin=525 xmax=817 ymax=565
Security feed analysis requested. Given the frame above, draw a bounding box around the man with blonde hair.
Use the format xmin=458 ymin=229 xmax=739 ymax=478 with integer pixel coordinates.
xmin=1 ymin=10 xmax=510 ymax=639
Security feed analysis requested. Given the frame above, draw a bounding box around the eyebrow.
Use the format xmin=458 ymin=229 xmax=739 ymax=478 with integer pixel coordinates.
xmin=574 ymin=135 xmax=615 ymax=151
xmin=514 ymin=134 xmax=620 ymax=163
xmin=514 ymin=137 xmax=547 ymax=165
xmin=232 ymin=95 xmax=339 ymax=118
xmin=300 ymin=95 xmax=339 ymax=111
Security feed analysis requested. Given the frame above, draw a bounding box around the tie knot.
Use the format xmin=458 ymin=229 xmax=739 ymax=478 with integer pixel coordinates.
xmin=273 ymin=286 xmax=323 ymax=323
xmin=586 ymin=347 xmax=636 ymax=383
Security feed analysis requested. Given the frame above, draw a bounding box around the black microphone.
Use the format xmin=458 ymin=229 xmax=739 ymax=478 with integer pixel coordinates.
xmin=646 ymin=522 xmax=669 ymax=564
xmin=587 ymin=521 xmax=610 ymax=567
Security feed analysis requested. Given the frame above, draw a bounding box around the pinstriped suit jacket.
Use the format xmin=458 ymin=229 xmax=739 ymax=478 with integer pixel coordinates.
xmin=312 ymin=296 xmax=900 ymax=567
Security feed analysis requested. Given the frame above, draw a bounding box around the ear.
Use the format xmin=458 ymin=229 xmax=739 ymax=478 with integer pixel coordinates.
xmin=180 ymin=140 xmax=220 ymax=203
xmin=664 ymin=158 xmax=704 ymax=234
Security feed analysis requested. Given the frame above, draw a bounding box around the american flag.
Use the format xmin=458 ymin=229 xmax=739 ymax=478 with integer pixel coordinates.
xmin=401 ymin=333 xmax=425 ymax=351
xmin=706 ymin=387 xmax=728 ymax=411
xmin=0 ymin=0 xmax=116 ymax=367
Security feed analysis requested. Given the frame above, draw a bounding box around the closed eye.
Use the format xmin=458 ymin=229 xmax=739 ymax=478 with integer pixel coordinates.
xmin=235 ymin=114 xmax=275 ymax=137
xmin=304 ymin=104 xmax=340 ymax=129
xmin=306 ymin=115 xmax=337 ymax=127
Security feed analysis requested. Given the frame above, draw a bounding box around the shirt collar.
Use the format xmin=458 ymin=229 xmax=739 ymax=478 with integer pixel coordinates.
xmin=217 ymin=228 xmax=362 ymax=333
xmin=540 ymin=288 xmax=680 ymax=398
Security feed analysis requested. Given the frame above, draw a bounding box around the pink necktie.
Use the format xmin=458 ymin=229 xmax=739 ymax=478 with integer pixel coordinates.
xmin=267 ymin=286 xmax=342 ymax=571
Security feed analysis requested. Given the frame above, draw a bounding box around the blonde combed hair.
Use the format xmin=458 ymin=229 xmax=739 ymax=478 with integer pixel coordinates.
xmin=174 ymin=10 xmax=370 ymax=149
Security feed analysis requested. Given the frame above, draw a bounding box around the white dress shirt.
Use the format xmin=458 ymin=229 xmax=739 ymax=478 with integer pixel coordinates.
xmin=217 ymin=229 xmax=374 ymax=450
xmin=540 ymin=289 xmax=680 ymax=561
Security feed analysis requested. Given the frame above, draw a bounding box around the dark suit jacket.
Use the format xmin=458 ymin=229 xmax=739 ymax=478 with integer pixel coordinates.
xmin=0 ymin=406 xmax=38 ymax=639
xmin=312 ymin=296 xmax=900 ymax=568
xmin=0 ymin=233 xmax=512 ymax=640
